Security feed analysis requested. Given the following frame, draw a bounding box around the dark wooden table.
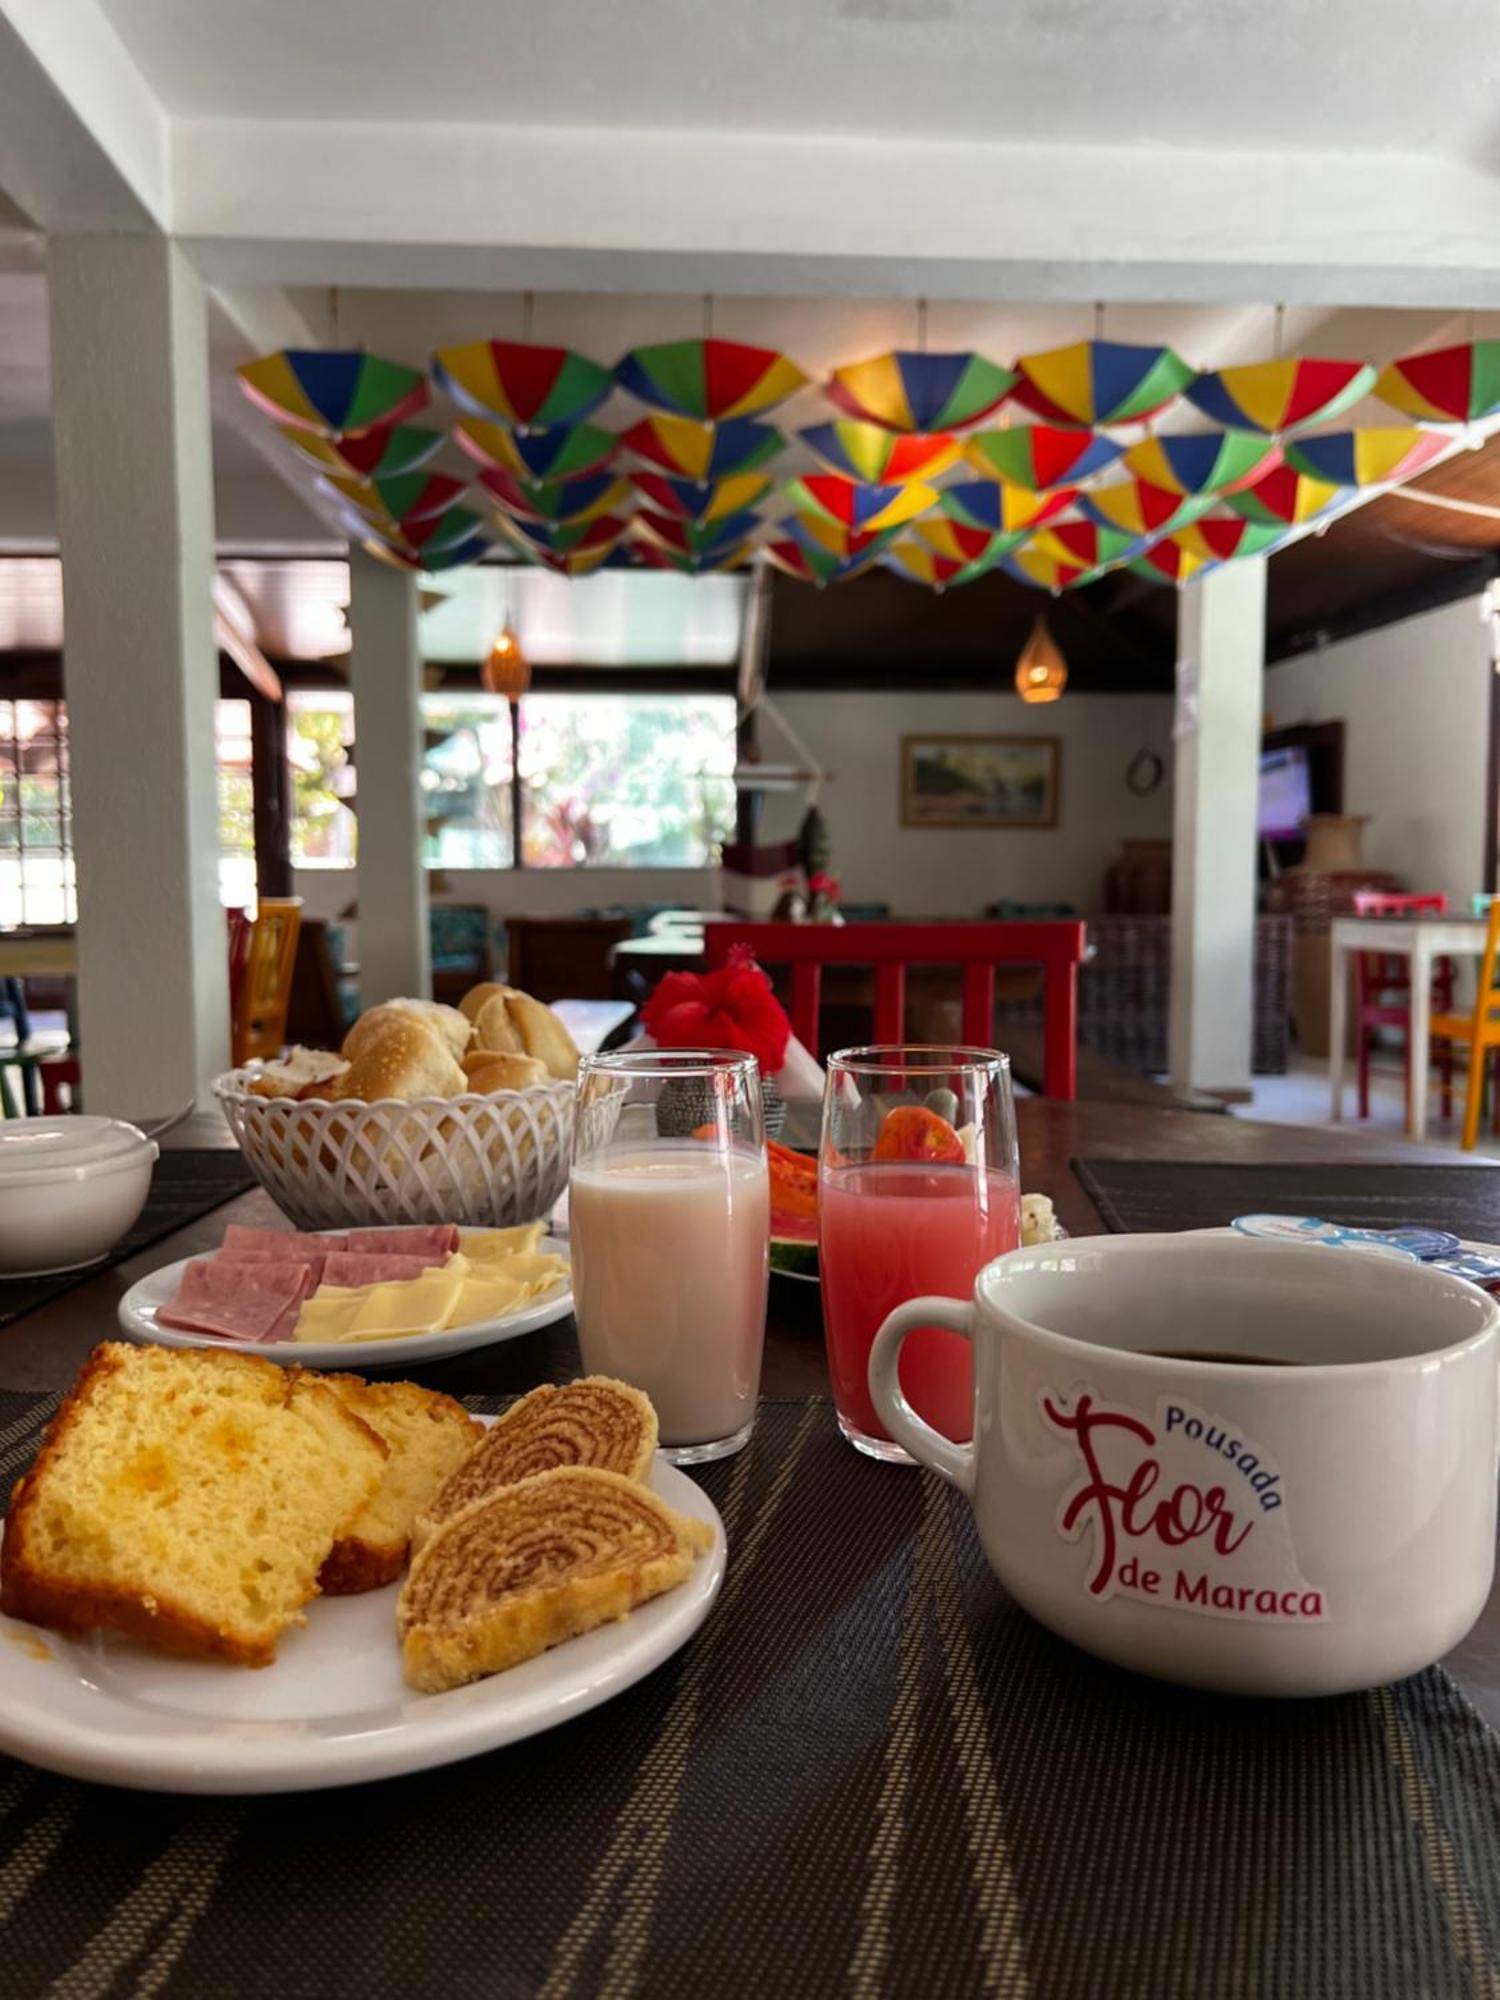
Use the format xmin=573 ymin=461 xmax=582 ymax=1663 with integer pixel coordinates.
xmin=4 ymin=1100 xmax=1498 ymax=1725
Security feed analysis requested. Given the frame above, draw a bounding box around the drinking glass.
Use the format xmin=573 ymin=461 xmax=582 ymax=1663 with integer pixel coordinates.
xmin=818 ymin=1045 xmax=1019 ymax=1462
xmin=569 ymin=1049 xmax=769 ymax=1465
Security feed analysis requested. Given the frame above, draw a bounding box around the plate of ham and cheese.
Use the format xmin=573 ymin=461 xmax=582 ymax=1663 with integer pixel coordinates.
xmin=116 ymin=1220 xmax=572 ymax=1368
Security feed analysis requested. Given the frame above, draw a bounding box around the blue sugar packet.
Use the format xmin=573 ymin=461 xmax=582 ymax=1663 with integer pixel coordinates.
xmin=1431 ymin=1251 xmax=1500 ymax=1291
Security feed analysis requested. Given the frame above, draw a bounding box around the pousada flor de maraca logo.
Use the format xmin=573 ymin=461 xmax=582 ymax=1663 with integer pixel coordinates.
xmin=1040 ymin=1389 xmax=1328 ymax=1622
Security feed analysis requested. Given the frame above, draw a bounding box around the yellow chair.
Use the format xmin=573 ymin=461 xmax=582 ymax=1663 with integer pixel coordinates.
xmin=1429 ymin=896 xmax=1500 ymax=1150
xmin=232 ymin=898 xmax=303 ymax=1067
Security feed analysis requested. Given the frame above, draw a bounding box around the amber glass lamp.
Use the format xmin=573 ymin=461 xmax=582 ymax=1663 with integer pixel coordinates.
xmin=481 ymin=621 xmax=530 ymax=699
xmin=1014 ymin=616 xmax=1068 ymax=704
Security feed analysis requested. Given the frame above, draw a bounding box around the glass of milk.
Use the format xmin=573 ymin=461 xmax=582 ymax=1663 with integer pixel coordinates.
xmin=569 ymin=1049 xmax=770 ymax=1464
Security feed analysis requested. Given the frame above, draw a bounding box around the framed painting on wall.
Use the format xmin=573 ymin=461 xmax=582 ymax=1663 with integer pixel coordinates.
xmin=900 ymin=734 xmax=1061 ymax=830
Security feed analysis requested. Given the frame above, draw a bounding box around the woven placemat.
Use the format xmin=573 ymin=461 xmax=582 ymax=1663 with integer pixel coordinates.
xmin=0 ymin=1393 xmax=1497 ymax=1998
xmin=1073 ymin=1158 xmax=1500 ymax=1243
xmin=0 ymin=1149 xmax=258 ymax=1329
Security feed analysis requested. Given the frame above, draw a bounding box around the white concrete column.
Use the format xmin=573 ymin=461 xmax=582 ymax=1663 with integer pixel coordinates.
xmin=48 ymin=233 xmax=229 ymax=1118
xmin=347 ymin=552 xmax=430 ymax=1002
xmin=1168 ymin=559 xmax=1267 ymax=1096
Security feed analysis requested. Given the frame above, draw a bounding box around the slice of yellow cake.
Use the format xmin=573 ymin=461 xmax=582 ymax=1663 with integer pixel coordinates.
xmin=318 ymin=1376 xmax=483 ymax=1594
xmin=0 ymin=1342 xmax=387 ymax=1667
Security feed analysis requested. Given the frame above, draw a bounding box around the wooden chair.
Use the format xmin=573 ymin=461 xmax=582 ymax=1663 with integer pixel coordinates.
xmin=1429 ymin=896 xmax=1500 ymax=1150
xmin=703 ymin=921 xmax=1088 ymax=1099
xmin=1351 ymin=891 xmax=1454 ymax=1124
xmin=231 ymin=898 xmax=303 ymax=1066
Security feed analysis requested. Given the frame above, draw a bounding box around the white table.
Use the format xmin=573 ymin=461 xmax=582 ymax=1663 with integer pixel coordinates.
xmin=1329 ymin=914 xmax=1490 ymax=1139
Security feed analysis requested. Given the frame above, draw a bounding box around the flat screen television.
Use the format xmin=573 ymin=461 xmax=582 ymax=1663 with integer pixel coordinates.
xmin=1258 ymin=745 xmax=1312 ymax=842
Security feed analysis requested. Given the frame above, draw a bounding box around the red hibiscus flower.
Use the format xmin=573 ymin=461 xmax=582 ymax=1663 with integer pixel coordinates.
xmin=642 ymin=947 xmax=791 ymax=1074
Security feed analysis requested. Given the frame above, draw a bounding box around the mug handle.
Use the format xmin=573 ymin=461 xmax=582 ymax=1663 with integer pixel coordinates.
xmin=867 ymin=1297 xmax=976 ymax=1495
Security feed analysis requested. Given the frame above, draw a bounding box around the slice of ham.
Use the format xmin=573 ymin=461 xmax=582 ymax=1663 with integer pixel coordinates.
xmin=211 ymin=1250 xmax=332 ymax=1287
xmin=222 ymin=1224 xmax=347 ymax=1259
xmin=342 ymin=1225 xmax=460 ymax=1259
xmin=158 ymin=1257 xmax=314 ymax=1343
xmin=320 ymin=1251 xmax=441 ymax=1288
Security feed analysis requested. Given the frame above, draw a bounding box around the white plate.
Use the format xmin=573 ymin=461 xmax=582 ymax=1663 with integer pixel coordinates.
xmin=116 ymin=1232 xmax=573 ymax=1369
xmin=0 ymin=1450 xmax=725 ymax=1794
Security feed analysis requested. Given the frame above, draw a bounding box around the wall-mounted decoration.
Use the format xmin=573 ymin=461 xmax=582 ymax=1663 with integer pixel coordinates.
xmin=616 ymin=339 xmax=807 ymax=419
xmin=280 ymin=423 xmax=446 ymax=480
xmin=1011 ymin=341 xmax=1194 ymax=426
xmin=1184 ymin=358 xmax=1376 ymax=435
xmin=825 ymin=350 xmax=1016 ymax=432
xmin=901 ymin=734 xmax=1061 ymax=829
xmin=799 ymin=420 xmax=961 ymax=484
xmin=238 ymin=350 xmax=429 ymax=436
xmin=452 ymin=418 xmax=618 ymax=481
xmin=1375 ymin=341 xmax=1500 ymax=424
xmin=618 ymin=414 xmax=784 ymax=479
xmin=432 ymin=340 xmax=614 ymax=427
xmin=965 ymin=425 xmax=1121 ymax=490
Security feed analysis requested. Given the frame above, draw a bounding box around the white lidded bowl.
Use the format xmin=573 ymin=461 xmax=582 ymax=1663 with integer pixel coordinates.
xmin=0 ymin=1116 xmax=159 ymax=1277
xmin=212 ymin=1069 xmax=575 ymax=1230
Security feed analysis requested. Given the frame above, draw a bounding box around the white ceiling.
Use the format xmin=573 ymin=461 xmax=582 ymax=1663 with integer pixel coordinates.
xmin=92 ymin=0 xmax=1500 ymax=158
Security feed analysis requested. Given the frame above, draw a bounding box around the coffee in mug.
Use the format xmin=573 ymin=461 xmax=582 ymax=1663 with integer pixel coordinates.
xmin=868 ymin=1232 xmax=1500 ymax=1697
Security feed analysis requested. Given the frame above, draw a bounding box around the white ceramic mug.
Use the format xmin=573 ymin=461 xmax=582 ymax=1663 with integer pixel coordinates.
xmin=868 ymin=1232 xmax=1500 ymax=1697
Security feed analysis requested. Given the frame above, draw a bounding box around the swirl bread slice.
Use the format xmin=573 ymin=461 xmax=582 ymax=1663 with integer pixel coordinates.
xmin=0 ymin=1343 xmax=387 ymax=1666
xmin=398 ymin=1465 xmax=713 ymax=1692
xmin=318 ymin=1377 xmax=484 ymax=1595
xmin=412 ymin=1377 xmax=657 ymax=1553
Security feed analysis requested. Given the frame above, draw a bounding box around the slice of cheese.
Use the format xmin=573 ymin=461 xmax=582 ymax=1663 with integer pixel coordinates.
xmin=459 ymin=1223 xmax=546 ymax=1263
xmin=448 ymin=1269 xmax=528 ymax=1326
xmin=292 ymin=1286 xmax=369 ymax=1343
xmin=346 ymin=1267 xmax=466 ymax=1339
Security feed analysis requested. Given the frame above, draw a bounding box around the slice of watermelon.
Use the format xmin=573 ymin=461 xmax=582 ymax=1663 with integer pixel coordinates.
xmin=770 ymin=1204 xmax=818 ymax=1278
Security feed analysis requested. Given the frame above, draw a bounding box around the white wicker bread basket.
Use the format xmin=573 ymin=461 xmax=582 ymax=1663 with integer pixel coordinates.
xmin=213 ymin=1069 xmax=575 ymax=1231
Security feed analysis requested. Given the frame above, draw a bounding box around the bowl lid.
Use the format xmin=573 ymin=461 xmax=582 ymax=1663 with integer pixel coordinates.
xmin=0 ymin=1116 xmax=156 ymax=1184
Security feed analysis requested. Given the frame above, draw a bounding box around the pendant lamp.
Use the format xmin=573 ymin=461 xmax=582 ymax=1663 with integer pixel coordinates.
xmin=1014 ymin=617 xmax=1068 ymax=705
xmin=481 ymin=620 xmax=530 ymax=699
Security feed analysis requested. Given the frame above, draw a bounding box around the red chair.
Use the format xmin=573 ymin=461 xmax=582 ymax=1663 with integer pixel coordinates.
xmin=1352 ymin=891 xmax=1454 ymax=1123
xmin=704 ymin=921 xmax=1087 ymax=1099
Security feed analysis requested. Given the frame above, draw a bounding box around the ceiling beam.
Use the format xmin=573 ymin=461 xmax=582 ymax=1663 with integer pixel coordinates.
xmin=172 ymin=119 xmax=1500 ymax=307
xmin=0 ymin=1 xmax=166 ymax=231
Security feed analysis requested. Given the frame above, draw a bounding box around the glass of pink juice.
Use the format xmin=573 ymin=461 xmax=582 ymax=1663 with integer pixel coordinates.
xmin=818 ymin=1047 xmax=1019 ymax=1462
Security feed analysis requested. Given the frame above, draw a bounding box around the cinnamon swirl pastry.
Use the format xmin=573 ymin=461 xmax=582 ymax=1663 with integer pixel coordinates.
xmin=398 ymin=1466 xmax=713 ymax=1691
xmin=413 ymin=1377 xmax=657 ymax=1550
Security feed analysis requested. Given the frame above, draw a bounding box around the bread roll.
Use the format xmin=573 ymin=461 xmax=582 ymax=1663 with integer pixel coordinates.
xmin=459 ymin=982 xmax=510 ymax=1025
xmin=343 ymin=999 xmax=472 ymax=1063
xmin=247 ymin=1047 xmax=348 ymax=1100
xmin=470 ymin=992 xmax=527 ymax=1056
xmin=461 ymin=1050 xmax=548 ymax=1094
xmin=506 ymin=991 xmax=580 ymax=1081
xmin=330 ymin=1017 xmax=468 ymax=1102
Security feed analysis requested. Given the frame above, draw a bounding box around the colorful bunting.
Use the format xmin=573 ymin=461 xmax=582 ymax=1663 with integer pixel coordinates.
xmin=452 ymin=419 xmax=617 ymax=482
xmin=1223 ymin=466 xmax=1347 ymax=526
xmin=619 ymin=414 xmax=784 ymax=480
xmin=763 ymin=538 xmax=879 ymax=585
xmin=280 ymin=424 xmax=446 ymax=481
xmin=432 ymin=341 xmax=614 ymax=427
xmin=787 ymin=514 xmax=899 ymax=564
xmin=361 ymin=533 xmax=492 ymax=575
xmin=615 ymin=339 xmax=807 ymax=420
xmin=782 ymin=475 xmax=936 ymax=536
xmin=629 ymin=538 xmax=757 ymax=575
xmin=913 ymin=518 xmax=1019 ymax=566
xmin=321 ymin=471 xmax=468 ymax=525
xmin=633 ymin=509 xmax=763 ymax=558
xmin=1003 ymin=546 xmax=1094 ymax=592
xmin=1179 ymin=517 xmax=1289 ymax=563
xmin=1281 ymin=428 xmax=1448 ymax=489
xmin=1080 ymin=478 xmax=1213 ymax=539
xmin=1375 ymin=341 xmax=1500 ymax=424
xmin=799 ymin=421 xmax=961 ymax=484
xmin=1184 ymin=358 xmax=1376 ymax=435
xmin=628 ymin=471 xmax=774 ymax=522
xmin=238 ymin=350 xmax=429 ymax=437
xmin=1122 ymin=432 xmax=1281 ymax=496
xmin=1030 ymin=521 xmax=1139 ymax=574
xmin=501 ymin=514 xmax=632 ymax=557
xmin=1128 ymin=539 xmax=1214 ymax=586
xmin=965 ymin=426 xmax=1123 ymax=490
xmin=939 ymin=481 xmax=1075 ymax=537
xmin=479 ymin=469 xmax=632 ymax=525
xmin=1011 ymin=341 xmax=1194 ymax=426
xmin=885 ymin=543 xmax=996 ymax=589
xmin=825 ymin=351 xmax=1015 ymax=433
